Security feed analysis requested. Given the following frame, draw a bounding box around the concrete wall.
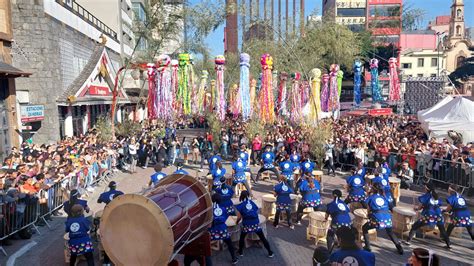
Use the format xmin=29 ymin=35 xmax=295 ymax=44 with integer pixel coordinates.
xmin=11 ymin=0 xmax=121 ymax=144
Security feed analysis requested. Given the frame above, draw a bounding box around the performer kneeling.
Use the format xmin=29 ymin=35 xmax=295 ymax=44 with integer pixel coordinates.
xmin=208 ymin=193 xmax=238 ymax=264
xmin=273 ymin=175 xmax=294 ymax=229
xmin=65 ymin=204 xmax=94 ymax=266
xmin=362 ymin=183 xmax=403 ymax=255
xmin=444 ymin=185 xmax=474 ymax=244
xmin=404 ymin=182 xmax=449 ymax=247
xmin=235 ymin=191 xmax=274 ymax=258
xmin=296 ymin=172 xmax=323 ymax=225
xmin=326 ymin=189 xmax=353 ymax=253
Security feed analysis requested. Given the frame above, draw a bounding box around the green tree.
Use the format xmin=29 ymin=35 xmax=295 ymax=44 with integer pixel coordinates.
xmin=402 ymin=4 xmax=427 ymax=31
xmin=449 ymin=47 xmax=474 ymax=86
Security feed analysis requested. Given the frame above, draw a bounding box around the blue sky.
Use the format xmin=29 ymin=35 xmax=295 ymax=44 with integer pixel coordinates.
xmin=192 ymin=0 xmax=474 ymax=55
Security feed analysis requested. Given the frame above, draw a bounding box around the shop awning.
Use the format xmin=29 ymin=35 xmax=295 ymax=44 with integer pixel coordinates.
xmin=0 ymin=62 xmax=31 ymax=78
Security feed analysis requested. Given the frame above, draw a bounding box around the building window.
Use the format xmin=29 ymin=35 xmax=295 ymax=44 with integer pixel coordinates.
xmin=417 ymin=58 xmax=424 ymax=67
xmin=402 ymin=63 xmax=412 ymax=69
xmin=457 ymin=9 xmax=462 ymax=19
xmin=431 ymin=58 xmax=438 ymax=67
xmin=336 ymin=8 xmax=366 ymax=17
xmin=417 ymin=74 xmax=424 ymax=77
xmin=456 ymin=25 xmax=461 ymax=36
xmin=132 ymin=2 xmax=146 ymax=23
xmin=369 ymin=20 xmax=400 ymax=28
xmin=369 ymin=4 xmax=401 ymax=17
xmin=372 ymin=35 xmax=400 ymax=44
xmin=430 ymin=74 xmax=437 ymax=77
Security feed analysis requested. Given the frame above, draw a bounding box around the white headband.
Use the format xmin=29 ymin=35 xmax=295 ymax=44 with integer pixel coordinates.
xmin=416 ymin=250 xmax=434 ymax=266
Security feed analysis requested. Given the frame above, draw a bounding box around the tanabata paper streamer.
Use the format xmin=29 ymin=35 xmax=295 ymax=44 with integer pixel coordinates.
xmin=353 ymin=60 xmax=362 ymax=106
xmin=197 ymin=70 xmax=208 ymax=114
xmin=277 ymin=72 xmax=289 ymax=116
xmin=156 ymin=54 xmax=172 ymax=121
xmin=250 ymin=78 xmax=257 ymax=116
xmin=146 ymin=63 xmax=157 ymax=119
xmin=188 ymin=54 xmax=197 ymax=115
xmin=178 ymin=53 xmax=191 ymax=115
xmin=321 ymin=73 xmax=330 ymax=112
xmin=290 ymin=72 xmax=302 ymax=124
xmin=171 ymin=59 xmax=179 ymax=114
xmin=239 ymin=53 xmax=251 ymax=120
xmin=272 ymin=70 xmax=278 ymax=103
xmin=328 ymin=64 xmax=340 ymax=113
xmin=215 ymin=55 xmax=226 ymax=121
xmin=337 ymin=70 xmax=343 ymax=98
xmin=309 ymin=68 xmax=322 ymax=124
xmin=229 ymin=84 xmax=241 ymax=118
xmin=370 ymin=58 xmax=382 ymax=103
xmin=207 ymin=79 xmax=216 ymax=111
xmin=259 ymin=54 xmax=275 ymax=123
xmin=388 ymin=57 xmax=401 ymax=101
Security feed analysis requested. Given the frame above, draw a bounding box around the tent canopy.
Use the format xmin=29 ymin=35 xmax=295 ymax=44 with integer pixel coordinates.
xmin=417 ymin=97 xmax=474 ymax=144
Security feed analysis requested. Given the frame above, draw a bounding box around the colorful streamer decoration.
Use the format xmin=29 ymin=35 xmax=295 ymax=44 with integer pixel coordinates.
xmin=178 ymin=53 xmax=191 ymax=115
xmin=197 ymin=70 xmax=208 ymax=114
xmin=370 ymin=58 xmax=382 ymax=103
xmin=277 ymin=72 xmax=289 ymax=116
xmin=388 ymin=57 xmax=401 ymax=102
xmin=320 ymin=73 xmax=330 ymax=112
xmin=239 ymin=53 xmax=251 ymax=121
xmin=259 ymin=54 xmax=275 ymax=123
xmin=337 ymin=70 xmax=344 ymax=98
xmin=229 ymin=84 xmax=241 ymax=118
xmin=215 ymin=55 xmax=226 ymax=121
xmin=146 ymin=63 xmax=156 ymax=120
xmin=328 ymin=64 xmax=340 ymax=113
xmin=189 ymin=54 xmax=197 ymax=115
xmin=353 ymin=60 xmax=362 ymax=107
xmin=290 ymin=72 xmax=302 ymax=124
xmin=171 ymin=59 xmax=179 ymax=115
xmin=309 ymin=68 xmax=321 ymax=124
xmin=156 ymin=54 xmax=173 ymax=121
xmin=250 ymin=78 xmax=257 ymax=116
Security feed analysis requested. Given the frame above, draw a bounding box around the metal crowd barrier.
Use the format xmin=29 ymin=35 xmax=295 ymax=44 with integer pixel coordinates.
xmin=333 ymin=149 xmax=473 ymax=190
xmin=0 ymin=155 xmax=117 ymax=256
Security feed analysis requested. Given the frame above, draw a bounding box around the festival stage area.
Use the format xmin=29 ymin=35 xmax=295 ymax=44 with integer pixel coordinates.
xmin=2 ymin=150 xmax=473 ymax=265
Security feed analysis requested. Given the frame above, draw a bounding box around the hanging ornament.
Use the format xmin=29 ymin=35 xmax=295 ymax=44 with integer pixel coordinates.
xmin=388 ymin=57 xmax=401 ymax=102
xmin=188 ymin=54 xmax=197 ymax=115
xmin=171 ymin=59 xmax=179 ymax=116
xmin=146 ymin=63 xmax=157 ymax=120
xmin=230 ymin=84 xmax=240 ymax=118
xmin=277 ymin=72 xmax=289 ymax=117
xmin=215 ymin=55 xmax=226 ymax=121
xmin=337 ymin=69 xmax=344 ymax=98
xmin=259 ymin=54 xmax=275 ymax=123
xmin=290 ymin=72 xmax=302 ymax=124
xmin=197 ymin=70 xmax=208 ymax=115
xmin=178 ymin=53 xmax=191 ymax=115
xmin=321 ymin=73 xmax=330 ymax=112
xmin=328 ymin=64 xmax=340 ymax=113
xmin=353 ymin=60 xmax=363 ymax=107
xmin=155 ymin=54 xmax=172 ymax=121
xmin=239 ymin=53 xmax=251 ymax=121
xmin=309 ymin=68 xmax=321 ymax=124
xmin=250 ymin=78 xmax=257 ymax=117
xmin=370 ymin=58 xmax=382 ymax=103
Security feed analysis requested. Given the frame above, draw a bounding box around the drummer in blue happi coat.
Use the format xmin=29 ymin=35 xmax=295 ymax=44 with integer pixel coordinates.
xmin=208 ymin=153 xmax=222 ymax=174
xmin=296 ymin=172 xmax=322 ymax=225
xmin=273 ymin=175 xmax=294 ymax=229
xmin=255 ymin=145 xmax=280 ymax=182
xmin=173 ymin=162 xmax=189 ymax=175
xmin=325 ymin=189 xmax=353 ymax=252
xmin=211 ymin=161 xmax=227 ymax=188
xmin=235 ymin=191 xmax=274 ymax=258
xmin=214 ymin=179 xmax=236 ymax=215
xmin=279 ymin=155 xmax=296 ymax=190
xmin=404 ymin=182 xmax=449 ymax=247
xmin=148 ymin=164 xmax=167 ymax=187
xmin=232 ymin=155 xmax=252 ymax=195
xmin=362 ymin=183 xmax=403 ymax=255
xmin=444 ymin=184 xmax=474 ymax=245
xmin=97 ymin=181 xmax=124 ymax=205
xmin=238 ymin=144 xmax=254 ymax=181
xmin=344 ymin=170 xmax=368 ymax=209
xmin=372 ymin=171 xmax=394 ymax=209
xmin=290 ymin=149 xmax=301 ymax=170
xmin=208 ymin=193 xmax=238 ymax=264
xmin=65 ymin=204 xmax=94 ymax=266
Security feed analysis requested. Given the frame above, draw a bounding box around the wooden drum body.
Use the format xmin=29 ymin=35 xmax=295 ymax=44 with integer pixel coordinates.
xmin=290 ymin=194 xmax=302 ymax=213
xmin=389 ymin=177 xmax=401 ymax=204
xmin=100 ymin=174 xmax=212 ymax=266
xmin=262 ymin=194 xmax=276 ymax=220
xmin=225 ymin=216 xmax=241 ymax=243
xmin=312 ymin=171 xmax=324 ymax=187
xmin=353 ymin=209 xmax=377 ymax=242
xmin=392 ymin=207 xmax=416 ymax=238
xmin=307 ymin=211 xmax=330 ymax=244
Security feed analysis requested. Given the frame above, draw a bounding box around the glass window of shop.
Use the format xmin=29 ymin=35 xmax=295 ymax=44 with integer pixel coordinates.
xmin=369 ymin=19 xmax=400 ymax=28
xmin=372 ymin=35 xmax=400 ymax=44
xmin=369 ymin=4 xmax=401 ymax=17
xmin=337 ymin=8 xmax=366 ymax=17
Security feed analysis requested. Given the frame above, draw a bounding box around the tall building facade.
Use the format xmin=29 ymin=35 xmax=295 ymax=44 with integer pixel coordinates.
xmin=443 ymin=0 xmax=471 ymax=73
xmin=322 ymin=0 xmax=367 ymax=32
xmin=366 ymin=0 xmax=402 ymax=47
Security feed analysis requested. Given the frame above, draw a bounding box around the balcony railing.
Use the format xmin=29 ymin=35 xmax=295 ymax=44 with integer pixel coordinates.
xmin=56 ymin=0 xmax=119 ymax=41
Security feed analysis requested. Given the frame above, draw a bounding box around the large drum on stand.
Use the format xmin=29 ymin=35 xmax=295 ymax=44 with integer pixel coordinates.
xmin=100 ymin=174 xmax=212 ymax=266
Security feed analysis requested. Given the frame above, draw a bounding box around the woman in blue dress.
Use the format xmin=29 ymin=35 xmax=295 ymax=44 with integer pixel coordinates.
xmin=65 ymin=204 xmax=94 ymax=266
xmin=363 ymin=183 xmax=403 ymax=255
xmin=208 ymin=193 xmax=238 ymax=264
xmin=279 ymin=155 xmax=296 ymax=190
xmin=273 ymin=175 xmax=294 ymax=229
xmin=235 ymin=191 xmax=274 ymax=258
xmin=444 ymin=184 xmax=474 ymax=244
xmin=325 ymin=189 xmax=353 ymax=252
xmin=404 ymin=182 xmax=449 ymax=247
xmin=214 ymin=180 xmax=236 ymax=215
xmin=344 ymin=171 xmax=368 ymax=209
xmin=296 ymin=173 xmax=322 ymax=225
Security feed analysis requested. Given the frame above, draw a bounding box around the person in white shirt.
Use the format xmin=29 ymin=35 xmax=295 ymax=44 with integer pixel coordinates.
xmin=324 ymin=139 xmax=336 ymax=176
xmin=128 ymin=138 xmax=138 ymax=173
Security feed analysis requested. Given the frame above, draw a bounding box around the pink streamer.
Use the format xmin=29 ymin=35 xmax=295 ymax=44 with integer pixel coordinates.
xmin=389 ymin=57 xmax=401 ymax=101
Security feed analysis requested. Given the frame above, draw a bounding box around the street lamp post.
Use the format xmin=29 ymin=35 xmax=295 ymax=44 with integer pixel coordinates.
xmin=436 ymin=32 xmax=442 ymax=77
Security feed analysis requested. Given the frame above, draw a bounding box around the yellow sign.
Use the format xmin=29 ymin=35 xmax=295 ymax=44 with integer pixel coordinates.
xmin=336 ymin=17 xmax=366 ymax=25
xmin=336 ymin=0 xmax=366 ymax=8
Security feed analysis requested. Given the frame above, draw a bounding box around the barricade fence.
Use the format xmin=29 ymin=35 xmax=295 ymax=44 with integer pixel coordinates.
xmin=0 ymin=156 xmax=116 ymax=255
xmin=333 ymin=149 xmax=473 ymax=190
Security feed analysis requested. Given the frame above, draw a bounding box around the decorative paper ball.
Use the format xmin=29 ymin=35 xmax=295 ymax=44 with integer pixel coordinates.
xmin=280 ymin=72 xmax=289 ymax=81
xmin=330 ymin=64 xmax=339 ymax=73
xmin=156 ymin=54 xmax=171 ymax=68
xmin=310 ymin=68 xmax=321 ymax=79
xmin=291 ymin=72 xmax=301 ymax=81
xmin=189 ymin=54 xmax=194 ymax=64
xmin=322 ymin=73 xmax=330 ymax=82
xmin=389 ymin=57 xmax=397 ymax=65
xmin=370 ymin=58 xmax=379 ymax=69
xmin=215 ymin=55 xmax=226 ymax=65
xmin=201 ymin=70 xmax=209 ymax=79
xmin=260 ymin=53 xmax=273 ymax=69
xmin=240 ymin=53 xmax=250 ymax=67
xmin=146 ymin=63 xmax=155 ymax=75
xmin=354 ymin=60 xmax=362 ymax=69
xmin=178 ymin=53 xmax=190 ymax=66
xmin=337 ymin=70 xmax=344 ymax=78
xmin=171 ymin=59 xmax=179 ymax=67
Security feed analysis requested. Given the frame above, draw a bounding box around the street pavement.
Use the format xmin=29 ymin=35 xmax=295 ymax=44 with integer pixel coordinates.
xmin=1 ymin=129 xmax=474 ymax=265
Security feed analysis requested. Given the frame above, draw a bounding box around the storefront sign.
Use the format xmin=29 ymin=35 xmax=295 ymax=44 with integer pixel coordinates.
xmin=89 ymin=85 xmax=110 ymax=96
xmin=20 ymin=105 xmax=44 ymax=123
xmin=336 ymin=0 xmax=366 ymax=8
xmin=368 ymin=108 xmax=393 ymax=116
xmin=336 ymin=16 xmax=366 ymax=25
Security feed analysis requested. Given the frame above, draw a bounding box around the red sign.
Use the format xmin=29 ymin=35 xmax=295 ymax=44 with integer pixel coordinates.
xmin=89 ymin=85 xmax=110 ymax=96
xmin=368 ymin=108 xmax=393 ymax=116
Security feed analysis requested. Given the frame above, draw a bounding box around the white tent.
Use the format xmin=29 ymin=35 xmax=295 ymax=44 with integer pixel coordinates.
xmin=418 ymin=97 xmax=474 ymax=143
xmin=418 ymin=95 xmax=453 ymax=120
